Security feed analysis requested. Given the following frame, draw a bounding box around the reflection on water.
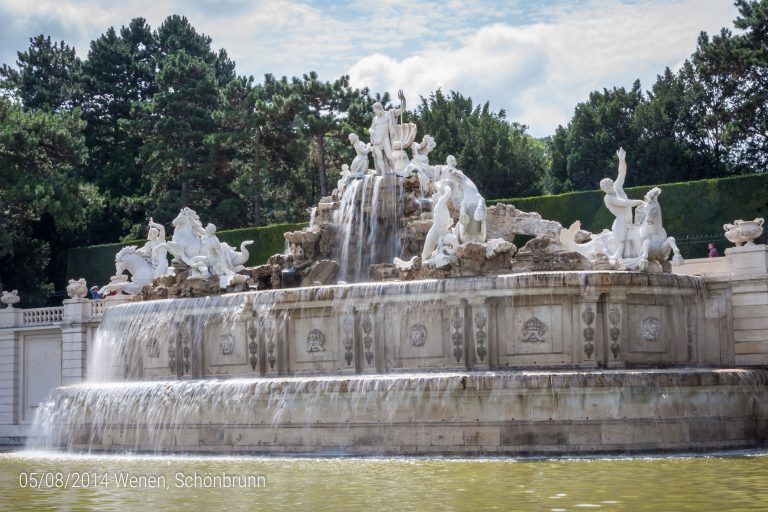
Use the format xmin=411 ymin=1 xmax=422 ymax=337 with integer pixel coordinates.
xmin=1 ymin=451 xmax=767 ymax=511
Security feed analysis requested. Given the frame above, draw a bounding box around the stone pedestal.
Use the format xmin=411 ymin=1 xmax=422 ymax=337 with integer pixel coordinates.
xmin=726 ymin=245 xmax=768 ymax=365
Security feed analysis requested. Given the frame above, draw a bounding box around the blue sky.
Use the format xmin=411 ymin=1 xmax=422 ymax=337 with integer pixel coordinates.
xmin=0 ymin=0 xmax=739 ymax=136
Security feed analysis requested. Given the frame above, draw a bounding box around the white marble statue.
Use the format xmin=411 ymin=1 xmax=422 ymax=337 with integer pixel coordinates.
xmin=421 ymin=182 xmax=457 ymax=267
xmin=405 ymin=135 xmax=437 ymax=195
xmin=369 ymin=91 xmax=406 ymax=175
xmin=601 ymin=148 xmax=643 ymax=261
xmin=337 ymin=164 xmax=354 ymax=195
xmin=101 ymin=246 xmax=155 ymax=295
xmin=634 ymin=187 xmax=684 ymax=271
xmin=560 ymin=149 xmax=682 ymax=272
xmin=166 ymin=207 xmax=206 ymax=266
xmin=448 ymin=169 xmax=487 ymax=244
xmin=138 ymin=218 xmax=169 ymax=277
xmin=349 ymin=133 xmax=372 ymax=178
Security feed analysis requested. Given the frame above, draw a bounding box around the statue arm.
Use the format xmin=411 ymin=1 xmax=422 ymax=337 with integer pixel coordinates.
xmin=615 ymin=148 xmax=628 ymax=195
xmin=607 ymin=196 xmax=642 ymax=208
xmin=149 ymin=218 xmax=166 ymax=240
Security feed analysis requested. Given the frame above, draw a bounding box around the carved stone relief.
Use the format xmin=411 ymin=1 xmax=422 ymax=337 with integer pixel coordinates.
xmin=306 ymin=328 xmax=326 ymax=353
xmin=474 ymin=310 xmax=487 ymax=362
xmin=608 ymin=305 xmax=621 ymax=359
xmin=521 ymin=317 xmax=546 ymax=343
xmin=219 ymin=334 xmax=235 ymax=355
xmin=146 ymin=338 xmax=160 ymax=359
xmin=641 ymin=317 xmax=661 ymax=342
xmin=410 ymin=323 xmax=428 ymax=347
xmin=362 ymin=315 xmax=374 ymax=366
xmin=451 ymin=308 xmax=463 ymax=362
xmin=582 ymin=306 xmax=595 ymax=359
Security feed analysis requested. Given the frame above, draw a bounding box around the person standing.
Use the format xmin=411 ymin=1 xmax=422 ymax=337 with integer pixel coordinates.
xmin=708 ymin=243 xmax=720 ymax=257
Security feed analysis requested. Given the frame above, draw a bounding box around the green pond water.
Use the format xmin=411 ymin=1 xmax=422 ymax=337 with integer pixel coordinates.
xmin=1 ymin=451 xmax=767 ymax=511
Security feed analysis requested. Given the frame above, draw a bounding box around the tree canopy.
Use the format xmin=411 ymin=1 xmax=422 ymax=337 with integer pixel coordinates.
xmin=1 ymin=3 xmax=767 ymax=304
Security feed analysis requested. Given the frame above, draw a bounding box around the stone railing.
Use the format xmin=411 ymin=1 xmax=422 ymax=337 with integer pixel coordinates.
xmin=22 ymin=307 xmax=64 ymax=326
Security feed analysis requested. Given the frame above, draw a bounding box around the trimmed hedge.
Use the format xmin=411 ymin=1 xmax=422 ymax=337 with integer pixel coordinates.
xmin=492 ymin=174 xmax=768 ymax=258
xmin=67 ymin=222 xmax=306 ymax=287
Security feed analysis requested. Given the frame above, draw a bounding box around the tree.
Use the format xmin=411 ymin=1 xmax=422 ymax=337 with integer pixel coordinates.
xmin=132 ymin=50 xmax=222 ymax=221
xmin=0 ymin=35 xmax=83 ymax=111
xmin=0 ymin=97 xmax=87 ymax=303
xmin=156 ymin=15 xmax=235 ymax=87
xmin=293 ymin=72 xmax=360 ymax=197
xmin=413 ymin=90 xmax=544 ymax=198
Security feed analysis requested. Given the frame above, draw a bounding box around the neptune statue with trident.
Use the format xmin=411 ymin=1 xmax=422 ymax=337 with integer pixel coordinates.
xmin=369 ymin=90 xmax=406 ymax=175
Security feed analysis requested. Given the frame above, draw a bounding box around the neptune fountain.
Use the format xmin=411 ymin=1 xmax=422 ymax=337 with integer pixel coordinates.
xmin=28 ymin=92 xmax=767 ymax=455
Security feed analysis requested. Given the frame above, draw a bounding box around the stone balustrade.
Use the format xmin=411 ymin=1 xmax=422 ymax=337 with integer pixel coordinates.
xmin=22 ymin=307 xmax=63 ymax=326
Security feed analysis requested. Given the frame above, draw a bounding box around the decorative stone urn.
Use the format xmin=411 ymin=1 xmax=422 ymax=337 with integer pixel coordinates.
xmin=724 ymin=218 xmax=764 ymax=246
xmin=1 ymin=290 xmax=20 ymax=308
xmin=66 ymin=278 xmax=89 ymax=299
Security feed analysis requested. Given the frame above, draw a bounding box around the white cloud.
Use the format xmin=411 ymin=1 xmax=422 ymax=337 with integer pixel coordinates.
xmin=347 ymin=0 xmax=739 ymax=136
xmin=0 ymin=0 xmax=741 ymax=137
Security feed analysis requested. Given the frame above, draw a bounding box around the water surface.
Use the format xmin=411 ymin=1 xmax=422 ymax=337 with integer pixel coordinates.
xmin=1 ymin=451 xmax=766 ymax=511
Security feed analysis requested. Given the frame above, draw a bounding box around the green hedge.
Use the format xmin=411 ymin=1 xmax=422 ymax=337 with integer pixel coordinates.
xmin=492 ymin=174 xmax=768 ymax=258
xmin=67 ymin=222 xmax=306 ymax=287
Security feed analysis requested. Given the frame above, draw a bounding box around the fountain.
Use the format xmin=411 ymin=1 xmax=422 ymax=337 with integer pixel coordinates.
xmin=28 ymin=93 xmax=768 ymax=455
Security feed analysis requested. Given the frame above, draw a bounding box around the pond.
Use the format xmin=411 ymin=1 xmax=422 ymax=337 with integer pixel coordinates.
xmin=1 ymin=450 xmax=766 ymax=511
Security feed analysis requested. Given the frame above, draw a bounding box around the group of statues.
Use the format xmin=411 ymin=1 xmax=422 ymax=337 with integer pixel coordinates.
xmin=103 ymin=208 xmax=253 ymax=295
xmin=100 ymin=90 xmax=683 ymax=294
xmin=560 ymin=148 xmax=683 ymax=271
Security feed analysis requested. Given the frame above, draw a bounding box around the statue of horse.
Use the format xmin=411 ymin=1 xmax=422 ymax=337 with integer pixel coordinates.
xmin=166 ymin=207 xmax=206 ymax=265
xmin=448 ymin=169 xmax=487 ymax=244
xmin=635 ymin=187 xmax=683 ymax=272
xmin=101 ymin=246 xmax=155 ymax=295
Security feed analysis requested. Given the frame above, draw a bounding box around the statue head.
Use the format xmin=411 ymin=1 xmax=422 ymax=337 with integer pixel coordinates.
xmin=446 ymin=155 xmax=457 ymax=168
xmin=348 ymin=133 xmax=359 ymax=144
xmin=644 ymin=187 xmax=662 ymax=202
xmin=372 ymin=102 xmax=384 ymax=114
xmin=600 ymin=178 xmax=615 ymax=194
xmin=148 ymin=227 xmax=159 ymax=240
xmin=205 ymin=223 xmax=217 ymax=235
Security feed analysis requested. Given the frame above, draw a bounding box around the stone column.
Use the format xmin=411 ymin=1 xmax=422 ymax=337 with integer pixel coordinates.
xmin=61 ymin=298 xmax=90 ymax=384
xmin=0 ymin=307 xmax=21 ymax=426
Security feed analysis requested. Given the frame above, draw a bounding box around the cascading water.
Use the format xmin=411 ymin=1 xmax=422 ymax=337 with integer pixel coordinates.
xmin=26 ymin=270 xmax=768 ymax=455
xmin=333 ymin=174 xmax=404 ymax=282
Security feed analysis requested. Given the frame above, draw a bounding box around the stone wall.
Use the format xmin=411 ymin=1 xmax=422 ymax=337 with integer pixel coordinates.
xmin=674 ymin=244 xmax=768 ymax=366
xmin=0 ymin=296 xmax=129 ymax=443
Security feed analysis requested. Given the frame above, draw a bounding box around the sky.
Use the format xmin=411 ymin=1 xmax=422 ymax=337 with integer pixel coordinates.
xmin=0 ymin=0 xmax=740 ymax=137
